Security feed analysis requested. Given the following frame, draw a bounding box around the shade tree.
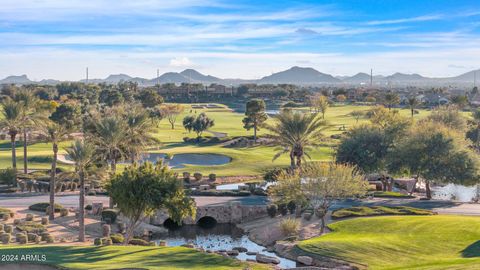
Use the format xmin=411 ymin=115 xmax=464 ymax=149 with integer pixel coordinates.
xmin=242 ymin=99 xmax=268 ymax=142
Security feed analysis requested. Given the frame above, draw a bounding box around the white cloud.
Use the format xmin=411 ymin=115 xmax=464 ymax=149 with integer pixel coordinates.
xmin=169 ymin=57 xmax=194 ymax=67
xmin=366 ymin=14 xmax=443 ymax=25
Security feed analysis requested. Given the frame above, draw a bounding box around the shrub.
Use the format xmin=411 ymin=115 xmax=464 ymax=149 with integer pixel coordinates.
xmin=29 ymin=203 xmax=64 ymax=213
xmin=0 ymin=168 xmax=16 ymax=186
xmin=101 ymin=209 xmax=119 ymax=224
xmin=278 ymin=203 xmax=288 ymax=216
xmin=110 ymin=233 xmax=125 ymax=244
xmin=26 ymin=213 xmax=34 ymax=221
xmin=102 ymin=238 xmax=113 ymax=246
xmin=1 ymin=233 xmax=11 ymax=244
xmin=128 ymin=238 xmax=154 ymax=246
xmin=267 ymin=204 xmax=278 ymax=218
xmin=0 ymin=224 xmax=3 ymax=231
xmin=41 ymin=217 xmax=49 ymax=225
xmin=60 ymin=208 xmax=69 ymax=217
xmin=371 ymin=191 xmax=415 ymax=199
xmin=27 ymin=233 xmax=39 ymax=242
xmin=279 ymin=218 xmax=300 ymax=237
xmin=0 ymin=208 xmax=13 ymax=220
xmin=40 ymin=232 xmax=51 ymax=241
xmin=4 ymin=225 xmax=12 ymax=233
xmin=208 ymin=174 xmax=216 ymax=182
xmin=16 ymin=234 xmax=28 ymax=244
xmin=263 ymin=167 xmax=286 ymax=182
xmin=71 ymin=182 xmax=78 ymax=191
xmin=165 ymin=153 xmax=174 ymax=160
xmin=182 ymin=172 xmax=191 ymax=181
xmin=331 ymin=206 xmax=434 ymax=219
xmin=87 ymin=190 xmax=96 ymax=196
xmin=16 ymin=221 xmax=46 ymax=234
xmin=85 ymin=205 xmax=92 ymax=211
xmin=193 ymin=172 xmax=203 ymax=181
xmin=94 ymin=238 xmax=102 ymax=245
xmin=287 ymin=201 xmax=296 ymax=214
xmin=45 ymin=235 xmax=54 ymax=243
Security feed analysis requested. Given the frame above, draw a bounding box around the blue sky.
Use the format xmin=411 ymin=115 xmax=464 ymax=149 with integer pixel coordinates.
xmin=0 ymin=0 xmax=479 ymax=80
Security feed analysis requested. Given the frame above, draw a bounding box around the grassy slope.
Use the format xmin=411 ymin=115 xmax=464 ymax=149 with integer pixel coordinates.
xmin=0 ymin=104 xmax=431 ymax=176
xmin=298 ymin=215 xmax=480 ymax=270
xmin=0 ymin=245 xmax=269 ymax=270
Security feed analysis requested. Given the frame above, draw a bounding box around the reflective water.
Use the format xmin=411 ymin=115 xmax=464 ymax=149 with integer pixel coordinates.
xmin=152 ymin=224 xmax=297 ymax=268
xmin=432 ymin=184 xmax=479 ymax=202
xmin=139 ymin=153 xmax=232 ymax=168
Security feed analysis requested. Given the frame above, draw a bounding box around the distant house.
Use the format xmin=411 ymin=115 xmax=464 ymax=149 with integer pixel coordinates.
xmin=421 ymin=93 xmax=449 ymax=106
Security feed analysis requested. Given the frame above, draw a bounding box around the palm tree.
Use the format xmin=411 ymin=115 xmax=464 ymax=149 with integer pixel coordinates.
xmin=0 ymin=99 xmax=24 ymax=171
xmin=15 ymin=90 xmax=46 ymax=173
xmin=265 ymin=110 xmax=326 ymax=169
xmin=90 ymin=116 xmax=128 ymax=173
xmin=40 ymin=121 xmax=70 ymax=220
xmin=125 ymin=110 xmax=159 ymax=163
xmin=65 ymin=140 xmax=95 ymax=242
xmin=407 ymin=97 xmax=419 ymax=118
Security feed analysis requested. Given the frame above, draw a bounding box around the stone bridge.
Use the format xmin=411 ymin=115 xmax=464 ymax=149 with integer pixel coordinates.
xmin=150 ymin=201 xmax=267 ymax=226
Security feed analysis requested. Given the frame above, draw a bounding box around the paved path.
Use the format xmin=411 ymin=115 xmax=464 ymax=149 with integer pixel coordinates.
xmin=0 ymin=193 xmax=268 ymax=208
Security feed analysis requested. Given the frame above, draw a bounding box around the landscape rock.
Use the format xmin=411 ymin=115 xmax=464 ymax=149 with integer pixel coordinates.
xmin=226 ymin=250 xmax=239 ymax=256
xmin=181 ymin=244 xmax=195 ymax=248
xmin=297 ymin=256 xmax=314 ymax=266
xmin=232 ymin=247 xmax=248 ymax=253
xmin=256 ymin=254 xmax=280 ymax=264
xmin=246 ymin=251 xmax=258 ymax=255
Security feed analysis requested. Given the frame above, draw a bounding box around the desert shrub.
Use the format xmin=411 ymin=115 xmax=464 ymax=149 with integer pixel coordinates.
xmin=16 ymin=221 xmax=46 ymax=234
xmin=128 ymin=238 xmax=154 ymax=246
xmin=102 ymin=238 xmax=113 ymax=246
xmin=41 ymin=217 xmax=49 ymax=225
xmin=182 ymin=172 xmax=191 ymax=181
xmin=279 ymin=218 xmax=300 ymax=237
xmin=193 ymin=172 xmax=203 ymax=181
xmin=87 ymin=190 xmax=96 ymax=196
xmin=60 ymin=208 xmax=69 ymax=217
xmin=278 ymin=203 xmax=288 ymax=216
xmin=40 ymin=232 xmax=51 ymax=241
xmin=0 ymin=208 xmax=13 ymax=220
xmin=110 ymin=233 xmax=124 ymax=244
xmin=0 ymin=168 xmax=16 ymax=186
xmin=1 ymin=233 xmax=11 ymax=244
xmin=26 ymin=213 xmax=34 ymax=221
xmin=45 ymin=235 xmax=54 ymax=243
xmin=27 ymin=233 xmax=39 ymax=242
xmin=94 ymin=238 xmax=102 ymax=246
xmin=4 ymin=225 xmax=12 ymax=233
xmin=263 ymin=167 xmax=286 ymax=182
xmin=101 ymin=209 xmax=119 ymax=224
xmin=164 ymin=153 xmax=174 ymax=159
xmin=29 ymin=203 xmax=64 ymax=213
xmin=16 ymin=234 xmax=28 ymax=244
xmin=208 ymin=174 xmax=216 ymax=181
xmin=85 ymin=205 xmax=92 ymax=211
xmin=267 ymin=204 xmax=278 ymax=218
xmin=0 ymin=224 xmax=3 ymax=231
xmin=287 ymin=201 xmax=296 ymax=214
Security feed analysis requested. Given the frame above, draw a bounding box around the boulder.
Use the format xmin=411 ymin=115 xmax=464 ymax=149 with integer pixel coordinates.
xmin=256 ymin=254 xmax=280 ymax=264
xmin=181 ymin=243 xmax=195 ymax=248
xmin=232 ymin=247 xmax=248 ymax=253
xmin=246 ymin=251 xmax=258 ymax=256
xmin=226 ymin=250 xmax=239 ymax=256
xmin=297 ymin=255 xmax=314 ymax=266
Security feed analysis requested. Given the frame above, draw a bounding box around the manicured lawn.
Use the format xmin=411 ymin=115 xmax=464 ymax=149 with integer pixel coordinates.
xmin=298 ymin=215 xmax=480 ymax=270
xmin=0 ymin=245 xmax=269 ymax=270
xmin=0 ymin=103 xmax=434 ymax=176
xmin=331 ymin=206 xmax=433 ymax=219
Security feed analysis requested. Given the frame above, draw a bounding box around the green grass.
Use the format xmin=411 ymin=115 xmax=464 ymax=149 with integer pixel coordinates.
xmin=371 ymin=191 xmax=415 ymax=198
xmin=298 ymin=215 xmax=480 ymax=270
xmin=331 ymin=206 xmax=434 ymax=219
xmin=0 ymin=245 xmax=269 ymax=270
xmin=0 ymin=104 xmax=434 ymax=176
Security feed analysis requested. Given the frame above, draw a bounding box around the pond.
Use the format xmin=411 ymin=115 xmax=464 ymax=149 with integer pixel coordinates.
xmin=152 ymin=223 xmax=297 ymax=268
xmin=138 ymin=153 xmax=232 ymax=168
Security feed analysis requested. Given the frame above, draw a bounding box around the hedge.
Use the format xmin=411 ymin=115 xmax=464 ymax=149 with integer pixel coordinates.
xmin=28 ymin=203 xmax=64 ymax=213
xmin=16 ymin=221 xmax=47 ymax=234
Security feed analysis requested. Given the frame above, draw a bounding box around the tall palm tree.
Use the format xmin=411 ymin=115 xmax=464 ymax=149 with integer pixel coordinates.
xmin=65 ymin=140 xmax=95 ymax=242
xmin=15 ymin=90 xmax=46 ymax=173
xmin=0 ymin=99 xmax=24 ymax=171
xmin=408 ymin=97 xmax=419 ymax=118
xmin=40 ymin=121 xmax=70 ymax=220
xmin=265 ymin=110 xmax=326 ymax=169
xmin=125 ymin=109 xmax=159 ymax=162
xmin=90 ymin=116 xmax=128 ymax=173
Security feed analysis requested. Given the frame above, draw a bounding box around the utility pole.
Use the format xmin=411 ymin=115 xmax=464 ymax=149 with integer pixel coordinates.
xmin=475 ymin=70 xmax=477 ymax=88
xmin=86 ymin=67 xmax=89 ymax=84
xmin=370 ymin=68 xmax=373 ymax=87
